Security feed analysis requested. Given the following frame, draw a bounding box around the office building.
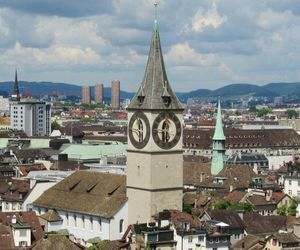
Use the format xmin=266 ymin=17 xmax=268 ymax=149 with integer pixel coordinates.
xmin=82 ymin=86 xmax=91 ymax=104
xmin=111 ymin=80 xmax=120 ymax=109
xmin=10 ymin=100 xmax=51 ymax=136
xmin=95 ymin=83 xmax=104 ymax=104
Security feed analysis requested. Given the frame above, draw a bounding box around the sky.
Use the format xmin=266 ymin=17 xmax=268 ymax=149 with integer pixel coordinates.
xmin=0 ymin=0 xmax=300 ymax=92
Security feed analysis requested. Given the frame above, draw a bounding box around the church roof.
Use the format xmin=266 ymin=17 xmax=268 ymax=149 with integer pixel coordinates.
xmin=127 ymin=17 xmax=183 ymax=111
xmin=212 ymin=98 xmax=225 ymax=140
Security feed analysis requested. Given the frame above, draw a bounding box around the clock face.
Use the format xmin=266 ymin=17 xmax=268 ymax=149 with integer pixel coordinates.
xmin=128 ymin=111 xmax=150 ymax=149
xmin=152 ymin=111 xmax=181 ymax=149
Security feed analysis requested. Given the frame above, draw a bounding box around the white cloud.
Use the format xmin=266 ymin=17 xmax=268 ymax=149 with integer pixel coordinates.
xmin=166 ymin=42 xmax=214 ymax=66
xmin=183 ymin=2 xmax=227 ymax=33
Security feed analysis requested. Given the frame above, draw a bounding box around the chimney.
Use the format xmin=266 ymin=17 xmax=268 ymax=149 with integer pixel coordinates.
xmin=30 ymin=179 xmax=37 ymax=189
xmin=236 ymin=209 xmax=244 ymax=220
xmin=100 ymin=155 xmax=108 ymax=166
xmin=253 ymin=163 xmax=258 ymax=174
xmin=200 ymin=172 xmax=204 ymax=183
xmin=294 ymin=223 xmax=300 ymax=238
xmin=11 ymin=215 xmax=16 ymax=224
xmin=266 ymin=190 xmax=272 ymax=202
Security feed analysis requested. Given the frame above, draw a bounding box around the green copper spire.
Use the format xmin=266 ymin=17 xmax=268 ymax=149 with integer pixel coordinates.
xmin=213 ymin=98 xmax=225 ymax=140
xmin=211 ymin=97 xmax=226 ymax=175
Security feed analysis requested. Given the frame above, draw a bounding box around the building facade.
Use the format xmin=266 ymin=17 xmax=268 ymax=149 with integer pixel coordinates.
xmin=126 ymin=16 xmax=184 ymax=224
xmin=10 ymin=100 xmax=51 ymax=136
xmin=82 ymin=86 xmax=91 ymax=104
xmin=95 ymin=83 xmax=104 ymax=104
xmin=111 ymin=80 xmax=120 ymax=109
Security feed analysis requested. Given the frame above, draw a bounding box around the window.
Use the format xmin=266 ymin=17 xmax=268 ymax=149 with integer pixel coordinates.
xmin=119 ymin=219 xmax=124 ymax=233
xmin=213 ymin=248 xmax=218 ymax=250
xmin=297 ymin=191 xmax=300 ymax=198
xmin=137 ymin=118 xmax=143 ymax=142
xmin=215 ymin=238 xmax=219 ymax=243
xmin=289 ymin=180 xmax=292 ymax=185
xmin=74 ymin=214 xmax=77 ymax=227
xmin=19 ymin=241 xmax=27 ymax=247
xmin=289 ymin=190 xmax=292 ymax=195
xmin=198 ymin=235 xmax=204 ymax=242
xmin=66 ymin=213 xmax=69 ymax=226
xmin=82 ymin=216 xmax=85 ymax=229
xmin=90 ymin=217 xmax=93 ymax=230
xmin=298 ymin=181 xmax=300 ymax=186
xmin=188 ymin=236 xmax=193 ymax=243
xmin=162 ymin=120 xmax=171 ymax=142
xmin=98 ymin=218 xmax=102 ymax=232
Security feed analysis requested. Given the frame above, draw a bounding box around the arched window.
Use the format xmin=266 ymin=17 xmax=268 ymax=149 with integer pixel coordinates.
xmin=99 ymin=218 xmax=102 ymax=232
xmin=137 ymin=118 xmax=143 ymax=142
xmin=119 ymin=219 xmax=124 ymax=233
xmin=66 ymin=213 xmax=69 ymax=226
xmin=90 ymin=217 xmax=93 ymax=230
xmin=74 ymin=214 xmax=77 ymax=227
xmin=162 ymin=120 xmax=170 ymax=142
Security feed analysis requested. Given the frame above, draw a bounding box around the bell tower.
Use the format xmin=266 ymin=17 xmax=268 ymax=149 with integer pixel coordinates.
xmin=126 ymin=7 xmax=184 ymax=224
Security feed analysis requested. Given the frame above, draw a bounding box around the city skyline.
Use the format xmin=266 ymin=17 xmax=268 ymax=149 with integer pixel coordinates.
xmin=0 ymin=1 xmax=300 ymax=92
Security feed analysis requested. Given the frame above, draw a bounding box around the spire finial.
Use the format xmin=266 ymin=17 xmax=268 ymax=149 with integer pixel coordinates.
xmin=154 ymin=2 xmax=159 ymax=20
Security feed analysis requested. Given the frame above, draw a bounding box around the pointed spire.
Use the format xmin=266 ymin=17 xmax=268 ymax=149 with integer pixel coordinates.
xmin=13 ymin=69 xmax=20 ymax=101
xmin=213 ymin=97 xmax=225 ymax=140
xmin=127 ymin=4 xmax=183 ymax=110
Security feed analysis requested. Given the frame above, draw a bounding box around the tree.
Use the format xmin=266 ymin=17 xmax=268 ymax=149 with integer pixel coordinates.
xmin=257 ymin=108 xmax=272 ymax=117
xmin=51 ymin=120 xmax=61 ymax=131
xmin=288 ymin=198 xmax=297 ymax=216
xmin=213 ymin=200 xmax=254 ymax=212
xmin=287 ymin=110 xmax=299 ymax=119
xmin=249 ymin=106 xmax=257 ymax=112
xmin=277 ymin=205 xmax=288 ymax=215
xmin=183 ymin=202 xmax=192 ymax=214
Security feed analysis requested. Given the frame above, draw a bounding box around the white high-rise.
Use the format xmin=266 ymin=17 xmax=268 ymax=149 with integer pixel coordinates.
xmin=10 ymin=100 xmax=51 ymax=136
xmin=10 ymin=71 xmax=51 ymax=136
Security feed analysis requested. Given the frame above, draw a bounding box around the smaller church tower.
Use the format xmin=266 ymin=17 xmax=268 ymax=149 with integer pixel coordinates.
xmin=211 ymin=98 xmax=226 ymax=175
xmin=12 ymin=69 xmax=20 ymax=101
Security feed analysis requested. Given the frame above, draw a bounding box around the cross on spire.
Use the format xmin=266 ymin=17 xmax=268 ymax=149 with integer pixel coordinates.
xmin=154 ymin=2 xmax=159 ymax=20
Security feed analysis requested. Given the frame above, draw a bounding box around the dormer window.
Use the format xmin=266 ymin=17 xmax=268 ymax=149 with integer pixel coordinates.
xmin=181 ymin=221 xmax=190 ymax=231
xmin=138 ymin=95 xmax=145 ymax=105
xmin=162 ymin=95 xmax=171 ymax=107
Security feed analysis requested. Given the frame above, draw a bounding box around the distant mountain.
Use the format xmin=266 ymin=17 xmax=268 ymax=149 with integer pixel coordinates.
xmin=1 ymin=80 xmax=300 ymax=102
xmin=177 ymin=83 xmax=278 ymax=102
xmin=176 ymin=89 xmax=213 ymax=100
xmin=263 ymin=82 xmax=300 ymax=96
xmin=0 ymin=81 xmax=135 ymax=100
xmin=213 ymin=83 xmax=277 ymax=97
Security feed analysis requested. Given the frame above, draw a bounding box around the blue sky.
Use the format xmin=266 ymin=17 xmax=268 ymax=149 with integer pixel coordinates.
xmin=0 ymin=0 xmax=300 ymax=91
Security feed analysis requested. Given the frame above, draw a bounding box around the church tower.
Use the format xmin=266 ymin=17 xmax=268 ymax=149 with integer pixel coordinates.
xmin=211 ymin=98 xmax=226 ymax=175
xmin=12 ymin=69 xmax=20 ymax=101
xmin=126 ymin=10 xmax=184 ymax=224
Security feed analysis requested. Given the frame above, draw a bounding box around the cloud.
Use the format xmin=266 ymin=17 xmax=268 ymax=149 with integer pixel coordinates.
xmin=0 ymin=0 xmax=115 ymax=17
xmin=183 ymin=2 xmax=227 ymax=33
xmin=1 ymin=0 xmax=300 ymax=91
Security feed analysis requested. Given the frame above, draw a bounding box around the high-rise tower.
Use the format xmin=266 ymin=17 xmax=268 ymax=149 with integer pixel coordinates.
xmin=82 ymin=86 xmax=91 ymax=104
xmin=211 ymin=98 xmax=226 ymax=175
xmin=95 ymin=83 xmax=104 ymax=104
xmin=126 ymin=10 xmax=184 ymax=224
xmin=111 ymin=80 xmax=120 ymax=109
